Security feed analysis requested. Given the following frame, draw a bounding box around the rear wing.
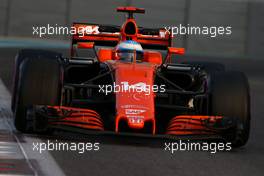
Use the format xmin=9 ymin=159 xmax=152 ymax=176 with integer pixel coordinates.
xmin=71 ymin=22 xmax=172 ymax=50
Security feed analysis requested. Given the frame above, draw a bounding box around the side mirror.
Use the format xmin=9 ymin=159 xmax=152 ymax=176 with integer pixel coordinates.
xmin=71 ymin=42 xmax=96 ymax=58
xmin=164 ymin=47 xmax=185 ymax=64
xmin=77 ymin=42 xmax=94 ymax=49
xmin=168 ymin=47 xmax=185 ymax=55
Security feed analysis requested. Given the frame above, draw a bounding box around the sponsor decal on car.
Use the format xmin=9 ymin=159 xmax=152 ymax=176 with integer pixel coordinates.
xmin=125 ymin=109 xmax=146 ymax=115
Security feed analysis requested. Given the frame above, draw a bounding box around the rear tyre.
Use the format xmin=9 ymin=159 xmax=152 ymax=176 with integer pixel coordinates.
xmin=209 ymin=71 xmax=250 ymax=147
xmin=14 ymin=56 xmax=62 ymax=133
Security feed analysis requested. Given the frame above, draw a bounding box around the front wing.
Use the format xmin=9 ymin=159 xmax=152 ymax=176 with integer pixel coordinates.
xmin=29 ymin=105 xmax=237 ymax=141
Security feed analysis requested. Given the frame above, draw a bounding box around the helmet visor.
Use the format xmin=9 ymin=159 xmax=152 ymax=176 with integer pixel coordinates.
xmin=117 ymin=50 xmax=143 ymax=62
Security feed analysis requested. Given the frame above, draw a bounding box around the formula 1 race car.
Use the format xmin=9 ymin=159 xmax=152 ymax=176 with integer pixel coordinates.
xmin=12 ymin=7 xmax=250 ymax=147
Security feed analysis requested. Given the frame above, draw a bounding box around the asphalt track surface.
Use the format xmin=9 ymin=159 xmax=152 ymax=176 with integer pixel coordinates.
xmin=0 ymin=47 xmax=264 ymax=176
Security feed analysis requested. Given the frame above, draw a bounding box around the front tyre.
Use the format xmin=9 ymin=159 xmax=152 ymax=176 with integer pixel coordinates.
xmin=14 ymin=57 xmax=62 ymax=133
xmin=210 ymin=71 xmax=250 ymax=147
xmin=11 ymin=49 xmax=62 ymax=112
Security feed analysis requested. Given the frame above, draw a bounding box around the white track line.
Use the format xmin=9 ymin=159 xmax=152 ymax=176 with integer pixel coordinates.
xmin=0 ymin=79 xmax=65 ymax=176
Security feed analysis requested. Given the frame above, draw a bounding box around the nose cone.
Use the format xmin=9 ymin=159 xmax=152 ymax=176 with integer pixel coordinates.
xmin=113 ymin=61 xmax=156 ymax=133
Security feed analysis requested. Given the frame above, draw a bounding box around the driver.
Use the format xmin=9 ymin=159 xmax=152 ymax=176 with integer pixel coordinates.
xmin=115 ymin=40 xmax=144 ymax=62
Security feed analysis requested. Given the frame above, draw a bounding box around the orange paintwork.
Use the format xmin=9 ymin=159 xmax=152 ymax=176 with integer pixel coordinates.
xmin=168 ymin=47 xmax=185 ymax=55
xmin=166 ymin=115 xmax=223 ymax=135
xmin=47 ymin=106 xmax=104 ymax=131
xmin=143 ymin=51 xmax=162 ymax=65
xmin=49 ymin=6 xmax=227 ymax=136
xmin=109 ymin=61 xmax=158 ymax=134
xmin=120 ymin=19 xmax=138 ymax=41
xmin=98 ymin=48 xmax=114 ymax=62
xmin=77 ymin=42 xmax=94 ymax=49
xmin=117 ymin=6 xmax=145 ymax=13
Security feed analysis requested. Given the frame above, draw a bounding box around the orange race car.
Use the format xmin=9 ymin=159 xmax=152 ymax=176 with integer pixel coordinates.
xmin=11 ymin=7 xmax=250 ymax=147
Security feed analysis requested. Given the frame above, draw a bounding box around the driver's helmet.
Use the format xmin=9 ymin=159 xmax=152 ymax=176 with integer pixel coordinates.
xmin=115 ymin=40 xmax=144 ymax=62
